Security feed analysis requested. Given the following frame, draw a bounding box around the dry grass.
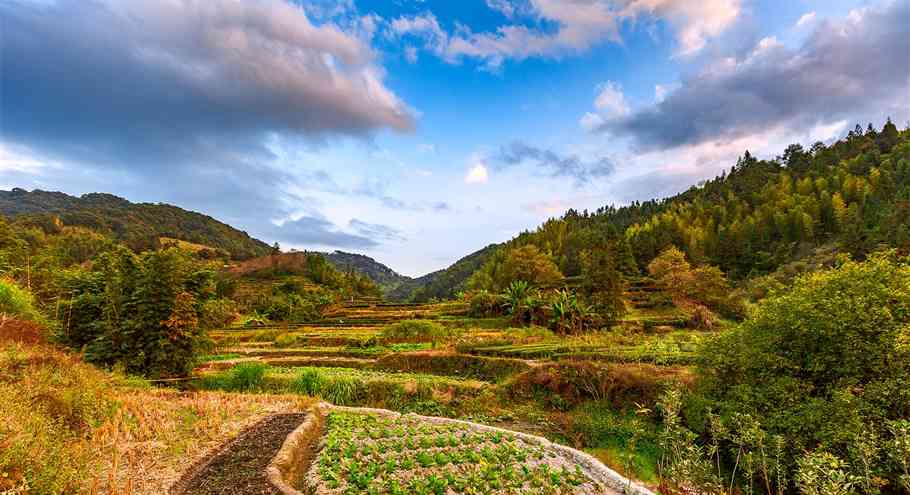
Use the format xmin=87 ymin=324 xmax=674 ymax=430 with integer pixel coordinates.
xmin=0 ymin=335 xmax=313 ymax=495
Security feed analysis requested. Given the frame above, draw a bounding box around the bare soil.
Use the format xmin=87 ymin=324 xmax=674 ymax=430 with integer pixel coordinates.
xmin=171 ymin=413 xmax=307 ymax=495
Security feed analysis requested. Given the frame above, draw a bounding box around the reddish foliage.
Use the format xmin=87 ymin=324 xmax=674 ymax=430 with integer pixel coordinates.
xmin=0 ymin=318 xmax=47 ymax=344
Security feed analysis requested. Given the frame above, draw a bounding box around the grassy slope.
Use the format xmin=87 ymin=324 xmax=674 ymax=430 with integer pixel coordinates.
xmin=0 ymin=328 xmax=312 ymax=494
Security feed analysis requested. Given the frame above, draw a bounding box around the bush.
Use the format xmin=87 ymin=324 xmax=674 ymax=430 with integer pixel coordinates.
xmin=647 ymin=246 xmax=743 ymax=318
xmin=61 ymin=247 xmax=213 ymax=378
xmin=694 ymin=252 xmax=910 ymax=493
xmin=227 ymin=362 xmax=268 ymax=392
xmin=273 ymin=333 xmax=298 ymax=348
xmin=467 ymin=290 xmax=502 ymax=317
xmin=198 ymin=298 xmax=238 ymax=329
xmin=508 ymin=362 xmax=687 ymax=409
xmin=0 ymin=279 xmax=43 ymax=323
xmin=320 ymin=376 xmax=363 ymax=406
xmin=380 ymin=320 xmax=452 ymax=345
xmin=290 ymin=368 xmax=324 ymax=395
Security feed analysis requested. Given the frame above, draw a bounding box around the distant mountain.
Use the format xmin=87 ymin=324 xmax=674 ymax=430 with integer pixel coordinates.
xmin=405 ymin=244 xmax=500 ymax=302
xmin=0 ymin=188 xmax=271 ymax=260
xmin=320 ymin=251 xmax=413 ymax=295
xmin=319 ymin=246 xmax=501 ymax=302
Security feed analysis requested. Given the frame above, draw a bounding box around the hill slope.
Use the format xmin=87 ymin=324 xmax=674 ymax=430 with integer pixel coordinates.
xmin=402 ymin=243 xmax=500 ymax=302
xmin=321 ymin=251 xmax=412 ymax=293
xmin=0 ymin=188 xmax=271 ymax=260
xmin=420 ymin=120 xmax=910 ymax=296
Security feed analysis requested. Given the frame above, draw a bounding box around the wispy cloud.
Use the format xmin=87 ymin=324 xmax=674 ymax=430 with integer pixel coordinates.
xmin=796 ymin=11 xmax=817 ymax=28
xmin=494 ymin=141 xmax=614 ymax=186
xmin=391 ymin=0 xmax=741 ymax=69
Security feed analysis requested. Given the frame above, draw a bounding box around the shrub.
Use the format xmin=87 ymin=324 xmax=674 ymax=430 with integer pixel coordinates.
xmin=273 ymin=332 xmax=298 ymax=348
xmin=61 ymin=247 xmax=213 ymax=378
xmin=320 ymin=376 xmax=363 ymax=406
xmin=694 ymin=252 xmax=910 ymax=492
xmin=0 ymin=279 xmax=43 ymax=323
xmin=548 ymin=290 xmax=595 ymax=335
xmin=290 ymin=368 xmax=324 ymax=396
xmin=198 ymin=298 xmax=238 ymax=329
xmin=796 ymin=451 xmax=861 ymax=495
xmin=380 ymin=320 xmax=452 ymax=345
xmin=508 ymin=362 xmax=686 ymax=409
xmin=227 ymin=362 xmax=268 ymax=392
xmin=647 ymin=246 xmax=742 ymax=318
xmin=467 ymin=290 xmax=502 ymax=317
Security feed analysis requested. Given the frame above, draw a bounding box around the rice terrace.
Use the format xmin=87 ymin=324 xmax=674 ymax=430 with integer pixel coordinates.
xmin=2 ymin=0 xmax=910 ymax=494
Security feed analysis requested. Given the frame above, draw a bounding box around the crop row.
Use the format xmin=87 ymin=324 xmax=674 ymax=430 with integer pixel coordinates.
xmin=308 ymin=412 xmax=599 ymax=495
xmin=317 ymin=460 xmax=593 ymax=494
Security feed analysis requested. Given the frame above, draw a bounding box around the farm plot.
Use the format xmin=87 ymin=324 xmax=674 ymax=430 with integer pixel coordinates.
xmin=303 ymin=410 xmax=616 ymax=495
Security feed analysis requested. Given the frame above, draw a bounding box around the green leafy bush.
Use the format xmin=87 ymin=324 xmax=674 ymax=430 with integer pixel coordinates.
xmin=227 ymin=362 xmax=268 ymax=392
xmin=0 ymin=278 xmax=43 ymax=323
xmin=291 ymin=368 xmax=324 ymax=395
xmin=693 ymin=252 xmax=910 ymax=493
xmin=467 ymin=290 xmax=502 ymax=317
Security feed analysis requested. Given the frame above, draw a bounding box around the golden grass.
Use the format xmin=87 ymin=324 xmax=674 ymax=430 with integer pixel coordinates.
xmin=0 ymin=339 xmax=313 ymax=495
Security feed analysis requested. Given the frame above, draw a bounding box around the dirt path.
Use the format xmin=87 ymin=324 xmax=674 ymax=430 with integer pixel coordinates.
xmin=170 ymin=413 xmax=307 ymax=495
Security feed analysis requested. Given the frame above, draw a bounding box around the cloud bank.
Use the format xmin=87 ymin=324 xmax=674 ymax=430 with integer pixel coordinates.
xmin=1 ymin=0 xmax=416 ymax=249
xmin=598 ymin=0 xmax=910 ymax=151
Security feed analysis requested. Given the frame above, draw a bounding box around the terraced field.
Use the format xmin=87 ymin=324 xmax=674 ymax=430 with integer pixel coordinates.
xmin=193 ymin=294 xmax=710 ymax=493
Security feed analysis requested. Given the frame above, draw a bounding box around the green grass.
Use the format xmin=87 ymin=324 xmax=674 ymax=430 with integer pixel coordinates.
xmin=198 ymin=365 xmax=489 ymax=409
xmin=570 ymin=402 xmax=661 ymax=484
xmin=379 ymin=320 xmax=454 ymax=344
xmin=196 ymin=353 xmax=242 ymax=363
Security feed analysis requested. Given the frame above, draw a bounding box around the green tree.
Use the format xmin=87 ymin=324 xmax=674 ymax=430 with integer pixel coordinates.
xmin=695 ymin=252 xmax=910 ymax=493
xmin=578 ymin=240 xmax=626 ymax=326
xmin=484 ymin=245 xmax=563 ymax=291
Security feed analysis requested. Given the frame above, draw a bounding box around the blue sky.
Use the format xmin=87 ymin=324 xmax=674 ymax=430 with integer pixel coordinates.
xmin=1 ymin=0 xmax=908 ymax=275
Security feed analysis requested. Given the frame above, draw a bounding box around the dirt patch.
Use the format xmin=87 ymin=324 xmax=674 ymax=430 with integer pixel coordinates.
xmin=170 ymin=413 xmax=307 ymax=495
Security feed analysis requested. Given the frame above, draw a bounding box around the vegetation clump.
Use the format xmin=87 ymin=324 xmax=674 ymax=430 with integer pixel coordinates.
xmin=379 ymin=320 xmax=452 ymax=345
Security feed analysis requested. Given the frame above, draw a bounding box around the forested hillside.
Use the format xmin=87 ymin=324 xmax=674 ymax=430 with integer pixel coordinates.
xmin=405 ymin=243 xmax=500 ymax=302
xmin=428 ymin=120 xmax=909 ymax=298
xmin=0 ymin=189 xmax=271 ymax=259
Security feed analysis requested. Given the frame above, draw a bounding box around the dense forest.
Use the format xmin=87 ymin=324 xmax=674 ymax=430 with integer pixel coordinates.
xmin=420 ymin=120 xmax=909 ymax=301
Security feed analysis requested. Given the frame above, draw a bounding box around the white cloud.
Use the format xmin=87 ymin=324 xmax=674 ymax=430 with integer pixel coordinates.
xmin=654 ymin=82 xmax=681 ymax=103
xmin=580 ymin=112 xmax=606 ymax=132
xmin=0 ymin=143 xmax=53 ymax=174
xmin=600 ymin=0 xmax=910 ymax=151
xmin=625 ymin=0 xmax=742 ymax=55
xmin=393 ymin=0 xmax=741 ymax=68
xmin=404 ymin=46 xmax=419 ymax=63
xmin=415 ymin=168 xmax=433 ymax=177
xmin=593 ymin=81 xmax=630 ymax=117
xmin=796 ymin=11 xmax=817 ymax=28
xmin=581 ymin=80 xmax=628 ymax=131
xmin=486 ymin=0 xmax=516 ymax=18
xmin=465 ymin=154 xmax=490 ymax=184
xmin=418 ymin=143 xmax=436 ymax=153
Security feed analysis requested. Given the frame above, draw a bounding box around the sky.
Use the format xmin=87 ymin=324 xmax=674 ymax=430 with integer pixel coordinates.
xmin=1 ymin=0 xmax=908 ymax=276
